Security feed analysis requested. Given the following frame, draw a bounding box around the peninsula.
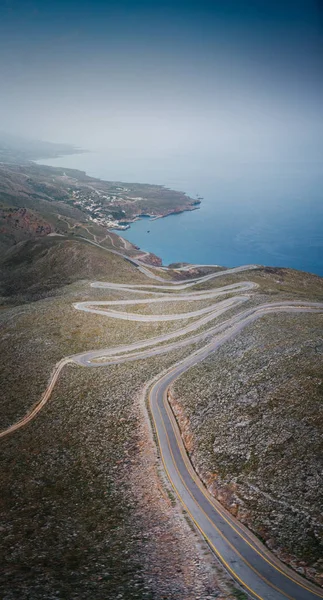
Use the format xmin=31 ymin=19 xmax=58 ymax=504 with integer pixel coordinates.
xmin=0 ymin=133 xmax=200 ymax=243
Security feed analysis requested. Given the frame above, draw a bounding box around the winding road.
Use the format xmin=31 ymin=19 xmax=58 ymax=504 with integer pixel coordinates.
xmin=1 ymin=260 xmax=323 ymax=600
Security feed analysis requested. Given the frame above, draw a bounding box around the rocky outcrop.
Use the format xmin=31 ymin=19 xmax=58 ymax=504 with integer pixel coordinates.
xmin=0 ymin=206 xmax=53 ymax=244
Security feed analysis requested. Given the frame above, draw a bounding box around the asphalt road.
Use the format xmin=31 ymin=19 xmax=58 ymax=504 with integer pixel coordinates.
xmin=148 ymin=306 xmax=323 ymax=600
xmin=2 ymin=258 xmax=323 ymax=599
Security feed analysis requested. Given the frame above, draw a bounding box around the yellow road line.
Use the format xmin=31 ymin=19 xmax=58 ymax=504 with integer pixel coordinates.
xmin=154 ymin=398 xmax=297 ymax=600
xmin=162 ymin=390 xmax=323 ymax=598
xmin=149 ymin=392 xmax=265 ymax=600
xmin=149 ymin=379 xmax=323 ymax=600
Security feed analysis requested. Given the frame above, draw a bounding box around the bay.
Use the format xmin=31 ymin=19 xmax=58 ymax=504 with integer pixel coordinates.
xmin=38 ymin=150 xmax=323 ymax=276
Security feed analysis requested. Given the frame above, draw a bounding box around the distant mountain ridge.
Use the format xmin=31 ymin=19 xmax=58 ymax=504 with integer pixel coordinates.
xmin=0 ymin=131 xmax=83 ymax=164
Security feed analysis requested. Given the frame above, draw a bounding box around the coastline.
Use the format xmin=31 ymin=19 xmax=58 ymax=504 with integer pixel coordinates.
xmin=34 ymin=150 xmax=323 ymax=277
xmin=116 ymin=202 xmax=201 ymax=227
xmin=32 ymin=151 xmax=201 ymax=266
xmin=35 ymin=152 xmax=202 ymax=233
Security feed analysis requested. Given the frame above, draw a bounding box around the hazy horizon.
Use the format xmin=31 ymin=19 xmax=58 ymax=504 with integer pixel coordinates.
xmin=1 ymin=0 xmax=323 ymax=164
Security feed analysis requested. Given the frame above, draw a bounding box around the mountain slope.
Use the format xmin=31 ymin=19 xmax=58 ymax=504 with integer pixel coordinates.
xmin=0 ymin=236 xmax=149 ymax=302
xmin=171 ymin=268 xmax=323 ymax=586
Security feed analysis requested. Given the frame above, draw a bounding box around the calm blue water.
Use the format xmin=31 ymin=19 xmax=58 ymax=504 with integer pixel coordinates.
xmin=38 ymin=151 xmax=323 ymax=276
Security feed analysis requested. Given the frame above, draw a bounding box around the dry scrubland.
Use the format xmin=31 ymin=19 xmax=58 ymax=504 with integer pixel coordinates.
xmin=0 ymin=283 xmax=200 ymax=428
xmin=1 ymin=239 xmax=242 ymax=600
xmin=0 ymin=332 xmax=239 ymax=600
xmin=1 ymin=237 xmax=323 ymax=598
xmin=172 ymin=268 xmax=323 ymax=586
xmin=192 ymin=266 xmax=323 ymax=300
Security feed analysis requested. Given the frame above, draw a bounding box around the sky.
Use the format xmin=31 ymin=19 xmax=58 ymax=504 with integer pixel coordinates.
xmin=0 ymin=0 xmax=322 ymax=161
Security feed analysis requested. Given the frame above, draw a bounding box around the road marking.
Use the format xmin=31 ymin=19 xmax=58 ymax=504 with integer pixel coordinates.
xmin=150 ymin=391 xmax=266 ymax=600
xmin=162 ymin=392 xmax=323 ymax=598
xmin=154 ymin=395 xmax=303 ymax=600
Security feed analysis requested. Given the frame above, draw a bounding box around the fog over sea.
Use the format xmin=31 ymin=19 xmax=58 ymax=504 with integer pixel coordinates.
xmin=39 ymin=151 xmax=323 ymax=276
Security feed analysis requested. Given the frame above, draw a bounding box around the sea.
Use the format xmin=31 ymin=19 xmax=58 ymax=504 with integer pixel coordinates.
xmin=38 ymin=150 xmax=323 ymax=276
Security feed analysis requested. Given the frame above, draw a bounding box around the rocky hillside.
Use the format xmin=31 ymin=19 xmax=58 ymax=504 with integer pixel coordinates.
xmin=0 ymin=159 xmax=166 ymax=270
xmin=0 ymin=236 xmax=145 ymax=303
xmin=0 ymin=206 xmax=53 ymax=247
xmin=171 ymin=267 xmax=323 ymax=587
